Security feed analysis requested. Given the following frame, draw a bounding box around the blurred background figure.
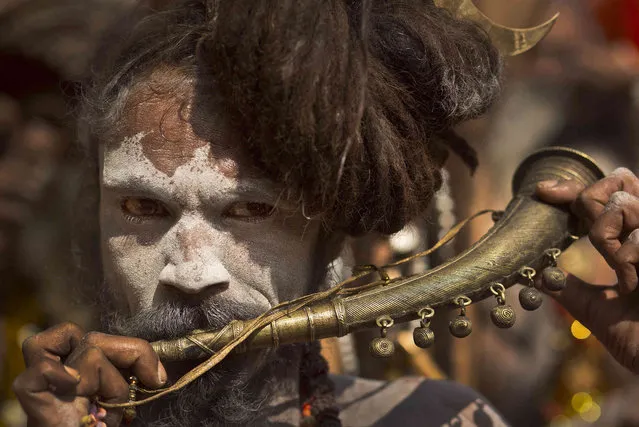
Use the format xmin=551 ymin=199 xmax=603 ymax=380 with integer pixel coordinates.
xmin=0 ymin=1 xmax=135 ymax=426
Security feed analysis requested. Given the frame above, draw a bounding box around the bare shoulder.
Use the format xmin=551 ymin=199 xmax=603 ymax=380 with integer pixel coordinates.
xmin=332 ymin=375 xmax=509 ymax=427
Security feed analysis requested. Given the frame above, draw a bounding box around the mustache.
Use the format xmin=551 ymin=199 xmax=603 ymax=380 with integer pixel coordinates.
xmin=103 ymin=298 xmax=263 ymax=342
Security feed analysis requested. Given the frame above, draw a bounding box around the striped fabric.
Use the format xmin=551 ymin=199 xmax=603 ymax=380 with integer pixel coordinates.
xmin=332 ymin=375 xmax=510 ymax=427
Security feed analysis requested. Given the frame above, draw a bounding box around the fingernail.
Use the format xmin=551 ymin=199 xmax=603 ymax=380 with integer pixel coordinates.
xmin=158 ymin=363 xmax=167 ymax=384
xmin=64 ymin=365 xmax=81 ymax=382
xmin=538 ymin=180 xmax=558 ymax=189
xmin=97 ymin=422 xmax=107 ymax=427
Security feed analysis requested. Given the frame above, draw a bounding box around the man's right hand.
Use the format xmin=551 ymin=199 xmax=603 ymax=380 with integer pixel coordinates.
xmin=12 ymin=323 xmax=167 ymax=427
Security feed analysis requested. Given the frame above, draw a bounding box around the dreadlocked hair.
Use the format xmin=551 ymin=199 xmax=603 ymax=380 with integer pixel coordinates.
xmin=82 ymin=0 xmax=502 ymax=237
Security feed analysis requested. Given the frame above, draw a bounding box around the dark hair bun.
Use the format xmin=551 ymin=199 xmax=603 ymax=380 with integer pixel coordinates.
xmin=199 ymin=0 xmax=501 ymax=235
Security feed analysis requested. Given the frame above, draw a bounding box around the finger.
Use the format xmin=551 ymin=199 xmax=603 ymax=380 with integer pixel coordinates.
xmin=66 ymin=346 xmax=129 ymax=400
xmin=588 ymin=192 xmax=639 ymax=293
xmin=536 ymin=179 xmax=585 ymax=204
xmin=573 ymin=168 xmax=639 ymax=224
xmin=12 ymin=359 xmax=82 ymax=419
xmin=78 ymin=332 xmax=167 ymax=389
xmin=13 ymin=359 xmax=80 ymax=396
xmin=22 ymin=322 xmax=85 ymax=367
xmin=66 ymin=346 xmax=129 ymax=426
xmin=615 ymin=229 xmax=639 ymax=293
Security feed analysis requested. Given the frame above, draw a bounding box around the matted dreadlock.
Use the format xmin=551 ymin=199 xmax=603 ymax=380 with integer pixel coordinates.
xmin=79 ymin=0 xmax=502 ymax=425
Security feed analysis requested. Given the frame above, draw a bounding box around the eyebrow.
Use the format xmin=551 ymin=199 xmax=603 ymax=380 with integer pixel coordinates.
xmin=232 ymin=181 xmax=286 ymax=204
xmin=101 ymin=177 xmax=174 ymax=201
xmin=237 ymin=182 xmax=299 ymax=211
xmin=102 ymin=175 xmax=284 ymax=204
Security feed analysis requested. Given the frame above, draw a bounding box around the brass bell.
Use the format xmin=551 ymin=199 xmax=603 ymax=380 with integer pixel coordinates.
xmin=542 ymin=266 xmax=566 ymax=291
xmin=413 ymin=307 xmax=435 ymax=349
xmin=370 ymin=316 xmax=395 ymax=358
xmin=489 ymin=283 xmax=516 ymax=329
xmin=518 ymin=267 xmax=542 ymax=311
xmin=449 ymin=315 xmax=472 ymax=338
xmin=413 ymin=327 xmax=435 ymax=348
xmin=369 ymin=337 xmax=395 ymax=358
xmin=490 ymin=304 xmax=516 ymax=329
xmin=542 ymin=249 xmax=565 ymax=292
xmin=449 ymin=296 xmax=472 ymax=338
xmin=519 ymin=286 xmax=543 ymax=311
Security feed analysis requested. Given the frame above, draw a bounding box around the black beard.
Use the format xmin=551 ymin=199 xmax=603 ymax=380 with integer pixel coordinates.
xmin=101 ymin=297 xmax=301 ymax=426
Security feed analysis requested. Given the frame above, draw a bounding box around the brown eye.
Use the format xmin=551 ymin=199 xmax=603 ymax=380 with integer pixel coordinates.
xmin=225 ymin=202 xmax=274 ymax=222
xmin=121 ymin=198 xmax=168 ymax=222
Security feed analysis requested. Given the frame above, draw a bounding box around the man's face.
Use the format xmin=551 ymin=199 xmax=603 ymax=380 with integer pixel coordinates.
xmin=99 ymin=69 xmax=322 ymax=333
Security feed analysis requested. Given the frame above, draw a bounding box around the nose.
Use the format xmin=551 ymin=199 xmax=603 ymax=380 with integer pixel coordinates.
xmin=159 ymin=221 xmax=230 ymax=294
xmin=159 ymin=259 xmax=230 ymax=294
xmin=161 ymin=218 xmax=231 ymax=294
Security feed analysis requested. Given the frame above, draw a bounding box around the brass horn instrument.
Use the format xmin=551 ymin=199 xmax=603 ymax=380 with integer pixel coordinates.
xmin=151 ymin=147 xmax=604 ymax=363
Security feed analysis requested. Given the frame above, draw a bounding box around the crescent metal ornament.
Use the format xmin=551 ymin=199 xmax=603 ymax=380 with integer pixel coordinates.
xmin=434 ymin=0 xmax=559 ymax=56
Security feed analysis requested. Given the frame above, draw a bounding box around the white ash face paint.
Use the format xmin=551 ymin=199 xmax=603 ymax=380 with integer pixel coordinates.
xmin=610 ymin=167 xmax=636 ymax=178
xmin=99 ymin=83 xmax=321 ymax=317
xmin=605 ymin=191 xmax=639 ymax=212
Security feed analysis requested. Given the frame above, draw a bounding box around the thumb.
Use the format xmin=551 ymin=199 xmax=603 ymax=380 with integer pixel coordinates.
xmin=535 ymin=179 xmax=585 ymax=205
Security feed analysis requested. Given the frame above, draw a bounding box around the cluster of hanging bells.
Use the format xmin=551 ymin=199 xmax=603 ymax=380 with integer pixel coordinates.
xmin=369 ymin=247 xmax=567 ymax=357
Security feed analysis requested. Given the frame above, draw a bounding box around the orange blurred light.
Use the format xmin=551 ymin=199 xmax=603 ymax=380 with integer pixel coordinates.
xmin=570 ymin=320 xmax=592 ymax=340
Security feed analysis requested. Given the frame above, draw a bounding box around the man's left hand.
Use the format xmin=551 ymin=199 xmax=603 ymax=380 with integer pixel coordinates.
xmin=536 ymin=167 xmax=639 ymax=374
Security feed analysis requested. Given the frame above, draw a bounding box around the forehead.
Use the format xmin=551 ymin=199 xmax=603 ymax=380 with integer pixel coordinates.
xmin=106 ymin=66 xmax=258 ymax=179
